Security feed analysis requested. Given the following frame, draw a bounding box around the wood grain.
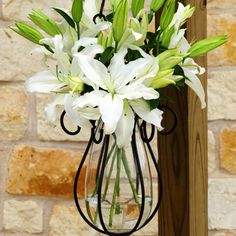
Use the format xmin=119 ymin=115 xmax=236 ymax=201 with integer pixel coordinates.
xmin=157 ymin=0 xmax=208 ymax=235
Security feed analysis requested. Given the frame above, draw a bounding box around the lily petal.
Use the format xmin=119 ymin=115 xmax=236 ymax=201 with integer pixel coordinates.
xmin=72 ymin=37 xmax=98 ymax=54
xmin=118 ymin=83 xmax=159 ymax=100
xmin=169 ymin=29 xmax=186 ymax=49
xmin=64 ymin=94 xmax=92 ymax=128
xmin=177 ymin=36 xmax=191 ymax=53
xmin=73 ymin=90 xmax=107 ymax=108
xmin=182 ymin=58 xmax=206 ymax=75
xmin=130 ymin=99 xmax=163 ymax=130
xmin=75 ymin=54 xmax=108 ymax=90
xmin=25 ymin=71 xmax=61 ymax=93
xmin=79 ymin=107 xmax=101 ymax=120
xmin=81 ymin=21 xmax=112 ymax=37
xmin=45 ymin=94 xmax=64 ymax=123
xmin=99 ymin=94 xmax=123 ymax=134
xmin=109 ymin=48 xmax=128 ymax=81
xmin=115 ymin=104 xmax=135 ymax=148
xmin=182 ymin=68 xmax=206 ymax=109
xmin=41 ymin=35 xmax=71 ymax=75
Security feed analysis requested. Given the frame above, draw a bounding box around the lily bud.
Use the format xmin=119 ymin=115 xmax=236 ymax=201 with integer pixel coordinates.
xmin=113 ymin=0 xmax=129 ymax=43
xmin=154 ymin=69 xmax=174 ymax=80
xmin=28 ymin=10 xmax=61 ymax=36
xmin=130 ymin=9 xmax=148 ymax=45
xmin=10 ymin=22 xmax=44 ymax=44
xmin=68 ymin=76 xmax=84 ymax=93
xmin=72 ymin=0 xmax=83 ymax=23
xmin=158 ymin=48 xmax=183 ymax=62
xmin=188 ymin=35 xmax=228 ymax=57
xmin=132 ymin=0 xmax=144 ymax=17
xmin=151 ymin=69 xmax=176 ymax=89
xmin=130 ymin=18 xmax=140 ymax=33
xmin=181 ymin=5 xmax=195 ymax=27
xmin=161 ymin=25 xmax=175 ymax=48
xmin=160 ymin=0 xmax=176 ymax=30
xmin=150 ymin=0 xmax=166 ymax=13
xmin=139 ymin=10 xmax=148 ymax=37
xmin=159 ymin=56 xmax=183 ymax=71
xmin=112 ymin=0 xmax=122 ymax=11
xmin=151 ymin=78 xmax=176 ymax=89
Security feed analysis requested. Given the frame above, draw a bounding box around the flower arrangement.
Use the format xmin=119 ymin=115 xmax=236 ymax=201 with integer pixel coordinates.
xmin=11 ymin=0 xmax=227 ymax=234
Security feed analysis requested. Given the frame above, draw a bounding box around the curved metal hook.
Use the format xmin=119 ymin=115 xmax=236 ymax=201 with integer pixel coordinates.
xmin=159 ymin=105 xmax=178 ymax=135
xmin=93 ymin=13 xmax=106 ymax=24
xmin=60 ymin=110 xmax=81 ymax=136
xmin=140 ymin=120 xmax=156 ymax=143
xmin=91 ymin=122 xmax=104 ymax=144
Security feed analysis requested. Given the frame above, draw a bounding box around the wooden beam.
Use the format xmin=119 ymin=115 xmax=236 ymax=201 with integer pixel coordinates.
xmin=158 ymin=0 xmax=208 ymax=235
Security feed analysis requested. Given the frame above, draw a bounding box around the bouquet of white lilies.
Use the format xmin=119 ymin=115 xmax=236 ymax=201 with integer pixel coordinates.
xmin=11 ymin=0 xmax=226 ymax=147
xmin=11 ymin=0 xmax=227 ymax=234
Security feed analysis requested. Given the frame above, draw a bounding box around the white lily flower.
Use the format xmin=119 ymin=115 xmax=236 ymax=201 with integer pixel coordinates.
xmin=167 ymin=3 xmax=194 ymax=51
xmin=45 ymin=94 xmax=64 ymax=123
xmin=26 ymin=34 xmax=103 ymax=126
xmin=44 ymin=93 xmax=97 ymax=127
xmin=73 ymin=48 xmax=163 ymax=147
xmin=169 ymin=29 xmax=190 ymax=52
xmin=181 ymin=58 xmax=206 ymax=109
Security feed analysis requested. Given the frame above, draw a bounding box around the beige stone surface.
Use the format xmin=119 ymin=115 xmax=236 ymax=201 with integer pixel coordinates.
xmin=0 ymin=28 xmax=46 ymax=81
xmin=208 ymin=14 xmax=236 ymax=66
xmin=49 ymin=203 xmax=158 ymax=236
xmin=208 ymin=0 xmax=236 ymax=9
xmin=208 ymin=130 xmax=217 ymax=174
xmin=208 ymin=70 xmax=236 ymax=120
xmin=7 ymin=145 xmax=87 ymax=198
xmin=220 ymin=126 xmax=236 ymax=174
xmin=2 ymin=0 xmax=71 ymax=21
xmin=3 ymin=199 xmax=43 ymax=233
xmin=209 ymin=179 xmax=236 ymax=230
xmin=49 ymin=204 xmax=100 ymax=236
xmin=37 ymin=94 xmax=90 ymax=142
xmin=0 ymin=86 xmax=28 ymax=141
xmin=209 ymin=231 xmax=235 ymax=236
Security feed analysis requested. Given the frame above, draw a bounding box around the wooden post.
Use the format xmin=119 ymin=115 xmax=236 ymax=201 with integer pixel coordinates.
xmin=158 ymin=0 xmax=208 ymax=235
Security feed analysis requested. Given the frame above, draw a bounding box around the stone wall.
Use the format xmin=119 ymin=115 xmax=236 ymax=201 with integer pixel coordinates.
xmin=208 ymin=0 xmax=236 ymax=235
xmin=0 ymin=0 xmax=236 ymax=235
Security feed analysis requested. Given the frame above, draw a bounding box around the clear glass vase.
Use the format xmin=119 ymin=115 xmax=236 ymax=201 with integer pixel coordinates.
xmin=85 ymin=119 xmax=153 ymax=234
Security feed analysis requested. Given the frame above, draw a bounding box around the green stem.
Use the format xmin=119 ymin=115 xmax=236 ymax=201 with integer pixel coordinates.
xmin=91 ymin=142 xmax=116 ymax=198
xmin=102 ymin=146 xmax=117 ymax=201
xmin=121 ymin=149 xmax=140 ymax=206
xmin=109 ymin=148 xmax=121 ymax=227
xmin=93 ymin=143 xmax=117 ymax=225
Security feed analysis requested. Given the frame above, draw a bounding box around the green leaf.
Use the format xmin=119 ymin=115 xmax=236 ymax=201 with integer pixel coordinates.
xmin=53 ymin=8 xmax=75 ymax=28
xmin=174 ymin=65 xmax=185 ymax=76
xmin=100 ymin=47 xmax=115 ymax=65
xmin=131 ymin=0 xmax=144 ymax=17
xmin=71 ymin=0 xmax=83 ymax=23
xmin=106 ymin=13 xmax=114 ymax=22
xmin=149 ymin=99 xmax=160 ymax=110
xmin=188 ymin=35 xmax=228 ymax=57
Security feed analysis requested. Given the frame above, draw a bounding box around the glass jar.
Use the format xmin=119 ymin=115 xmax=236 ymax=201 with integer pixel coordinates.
xmin=85 ymin=119 xmax=153 ymax=234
